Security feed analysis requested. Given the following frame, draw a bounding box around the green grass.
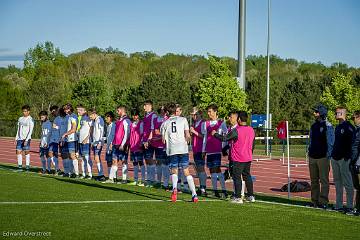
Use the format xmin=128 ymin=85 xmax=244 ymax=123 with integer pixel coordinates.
xmin=254 ymin=144 xmax=308 ymax=159
xmin=0 ymin=164 xmax=359 ymax=240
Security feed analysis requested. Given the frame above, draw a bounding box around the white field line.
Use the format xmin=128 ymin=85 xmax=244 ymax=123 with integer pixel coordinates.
xmin=0 ymin=198 xmax=335 ymax=213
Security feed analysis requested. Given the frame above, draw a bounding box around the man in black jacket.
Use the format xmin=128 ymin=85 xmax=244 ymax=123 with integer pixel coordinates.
xmin=308 ymin=104 xmax=334 ymax=209
xmin=349 ymin=110 xmax=360 ymax=216
xmin=331 ymin=107 xmax=355 ymax=213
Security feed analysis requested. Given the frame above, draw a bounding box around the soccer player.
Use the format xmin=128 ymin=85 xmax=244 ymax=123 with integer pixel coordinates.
xmin=104 ymin=111 xmax=116 ymax=178
xmin=89 ymin=108 xmax=105 ymax=181
xmin=78 ymin=107 xmax=93 ymax=179
xmin=15 ymin=105 xmax=34 ymax=171
xmin=161 ymin=103 xmax=198 ymax=202
xmin=58 ymin=106 xmax=68 ymax=173
xmin=61 ymin=103 xmax=79 ymax=178
xmin=212 ymin=111 xmax=256 ymax=204
xmin=190 ymin=107 xmax=207 ymax=196
xmin=49 ymin=106 xmax=62 ymax=175
xmin=129 ymin=110 xmax=145 ymax=186
xmin=203 ymin=104 xmax=228 ymax=198
xmin=174 ymin=104 xmax=189 ymax=192
xmin=39 ymin=111 xmax=52 ymax=174
xmin=151 ymin=106 xmax=169 ymax=189
xmin=142 ymin=100 xmax=157 ymax=187
xmin=104 ymin=106 xmax=131 ymax=184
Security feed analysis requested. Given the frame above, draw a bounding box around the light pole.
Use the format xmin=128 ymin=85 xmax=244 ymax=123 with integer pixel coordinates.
xmin=237 ymin=0 xmax=246 ymax=89
xmin=266 ymin=0 xmax=271 ymax=155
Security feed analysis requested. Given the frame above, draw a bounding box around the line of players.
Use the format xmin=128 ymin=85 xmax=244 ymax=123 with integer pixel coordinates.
xmin=15 ymin=101 xmax=251 ymax=202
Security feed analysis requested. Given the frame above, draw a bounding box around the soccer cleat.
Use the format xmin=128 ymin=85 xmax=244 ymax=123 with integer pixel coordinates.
xmin=214 ymin=190 xmax=221 ymax=198
xmin=137 ymin=182 xmax=145 ymax=187
xmin=102 ymin=179 xmax=115 ymax=184
xmin=41 ymin=169 xmax=47 ymax=175
xmin=97 ymin=175 xmax=106 ymax=182
xmin=222 ymin=190 xmax=229 ymax=199
xmin=192 ymin=195 xmax=199 ymax=203
xmin=171 ymin=189 xmax=178 ymax=202
xmin=79 ymin=175 xmax=85 ymax=179
xmin=246 ymin=196 xmax=256 ymax=203
xmin=25 ymin=166 xmax=30 ymax=172
xmin=231 ymin=198 xmax=244 ymax=204
xmin=46 ymin=170 xmax=51 ymax=175
xmin=85 ymin=175 xmax=93 ymax=180
xmin=62 ymin=173 xmax=70 ymax=178
xmin=128 ymin=181 xmax=138 ymax=186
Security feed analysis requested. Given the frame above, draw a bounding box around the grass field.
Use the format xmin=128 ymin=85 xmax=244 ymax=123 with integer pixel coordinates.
xmin=0 ymin=164 xmax=359 ymax=240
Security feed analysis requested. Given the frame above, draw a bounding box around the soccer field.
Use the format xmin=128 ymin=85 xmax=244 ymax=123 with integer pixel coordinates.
xmin=0 ymin=164 xmax=359 ymax=240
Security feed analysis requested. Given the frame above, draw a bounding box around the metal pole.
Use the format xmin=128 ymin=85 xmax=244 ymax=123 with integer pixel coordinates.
xmin=286 ymin=121 xmax=291 ymax=199
xmin=265 ymin=0 xmax=271 ymax=156
xmin=237 ymin=0 xmax=246 ymax=89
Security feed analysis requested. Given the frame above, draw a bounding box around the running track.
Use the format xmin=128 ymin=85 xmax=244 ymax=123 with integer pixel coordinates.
xmin=0 ymin=137 xmax=341 ymax=203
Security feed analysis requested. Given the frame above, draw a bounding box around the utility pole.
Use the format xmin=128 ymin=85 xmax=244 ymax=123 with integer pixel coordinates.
xmin=237 ymin=0 xmax=246 ymax=89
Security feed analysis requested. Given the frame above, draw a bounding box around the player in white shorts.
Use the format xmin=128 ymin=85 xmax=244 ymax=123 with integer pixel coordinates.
xmin=161 ymin=103 xmax=198 ymax=203
xmin=15 ymin=105 xmax=34 ymax=171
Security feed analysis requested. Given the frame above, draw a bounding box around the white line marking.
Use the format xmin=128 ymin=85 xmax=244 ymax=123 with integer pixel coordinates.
xmin=0 ymin=199 xmax=222 ymax=205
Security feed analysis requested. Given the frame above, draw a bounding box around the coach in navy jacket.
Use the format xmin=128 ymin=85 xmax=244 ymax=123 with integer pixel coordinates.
xmin=308 ymin=104 xmax=334 ymax=209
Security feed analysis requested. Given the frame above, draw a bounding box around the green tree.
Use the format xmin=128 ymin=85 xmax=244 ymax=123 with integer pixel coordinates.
xmin=320 ymin=73 xmax=360 ymax=124
xmin=196 ymin=56 xmax=248 ymax=118
xmin=71 ymin=75 xmax=114 ymax=115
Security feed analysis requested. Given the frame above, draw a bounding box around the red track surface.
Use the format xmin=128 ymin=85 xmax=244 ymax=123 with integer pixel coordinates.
xmin=0 ymin=137 xmax=341 ymax=202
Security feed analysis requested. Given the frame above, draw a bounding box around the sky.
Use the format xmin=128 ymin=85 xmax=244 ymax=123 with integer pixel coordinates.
xmin=0 ymin=0 xmax=359 ymax=68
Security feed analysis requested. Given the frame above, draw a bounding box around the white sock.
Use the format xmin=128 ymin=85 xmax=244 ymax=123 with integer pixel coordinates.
xmin=122 ymin=164 xmax=128 ymax=181
xmin=109 ymin=165 xmax=118 ymax=180
xmin=156 ymin=165 xmax=163 ymax=183
xmin=73 ymin=159 xmax=79 ymax=175
xmin=186 ymin=175 xmax=197 ymax=196
xmin=25 ymin=154 xmax=30 ymax=167
xmin=218 ymin=172 xmax=226 ymax=191
xmin=47 ymin=157 xmax=52 ymax=171
xmin=40 ymin=156 xmax=46 ymax=171
xmin=81 ymin=160 xmax=86 ymax=177
xmin=162 ymin=164 xmax=170 ymax=187
xmin=199 ymin=172 xmax=207 ymax=190
xmin=17 ymin=154 xmax=22 ymax=167
xmin=140 ymin=165 xmax=146 ymax=182
xmin=97 ymin=162 xmax=104 ymax=176
xmin=211 ymin=173 xmax=218 ymax=191
xmin=171 ymin=174 xmax=178 ymax=190
xmin=85 ymin=155 xmax=92 ymax=177
xmin=134 ymin=165 xmax=139 ymax=182
xmin=241 ymin=180 xmax=245 ymax=197
xmin=53 ymin=157 xmax=59 ymax=170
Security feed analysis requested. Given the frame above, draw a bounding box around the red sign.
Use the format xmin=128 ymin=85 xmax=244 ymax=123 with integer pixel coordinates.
xmin=277 ymin=121 xmax=287 ymax=140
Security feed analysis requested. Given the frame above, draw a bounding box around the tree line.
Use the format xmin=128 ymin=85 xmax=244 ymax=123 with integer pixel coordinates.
xmin=0 ymin=41 xmax=359 ymax=136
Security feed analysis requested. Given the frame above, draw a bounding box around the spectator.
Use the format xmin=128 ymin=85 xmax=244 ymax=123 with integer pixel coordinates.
xmin=308 ymin=104 xmax=334 ymax=209
xmin=331 ymin=107 xmax=354 ymax=213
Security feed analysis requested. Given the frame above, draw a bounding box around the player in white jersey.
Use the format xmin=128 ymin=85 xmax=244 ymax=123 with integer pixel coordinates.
xmin=78 ymin=107 xmax=93 ymax=179
xmin=38 ymin=111 xmax=52 ymax=174
xmin=89 ymin=108 xmax=105 ymax=181
xmin=49 ymin=106 xmax=62 ymax=175
xmin=161 ymin=103 xmax=198 ymax=202
xmin=61 ymin=103 xmax=79 ymax=178
xmin=15 ymin=105 xmax=34 ymax=171
xmin=58 ymin=106 xmax=67 ymax=173
xmin=104 ymin=111 xmax=116 ymax=177
xmin=174 ymin=104 xmax=189 ymax=192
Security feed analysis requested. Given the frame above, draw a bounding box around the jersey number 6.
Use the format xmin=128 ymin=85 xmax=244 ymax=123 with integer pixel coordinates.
xmin=171 ymin=122 xmax=177 ymax=133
